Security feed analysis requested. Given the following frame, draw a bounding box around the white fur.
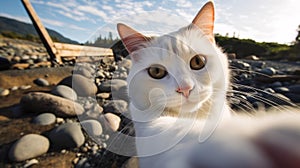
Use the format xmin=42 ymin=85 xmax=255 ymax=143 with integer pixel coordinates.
xmin=126 ymin=24 xmax=232 ymax=168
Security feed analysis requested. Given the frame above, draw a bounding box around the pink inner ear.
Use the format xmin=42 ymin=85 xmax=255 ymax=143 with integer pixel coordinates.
xmin=122 ymin=34 xmax=147 ymax=53
xmin=192 ymin=1 xmax=215 ymax=43
xmin=117 ymin=23 xmax=149 ymax=54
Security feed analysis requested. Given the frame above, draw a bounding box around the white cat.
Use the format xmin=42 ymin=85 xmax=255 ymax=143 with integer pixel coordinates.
xmin=117 ymin=1 xmax=300 ymax=168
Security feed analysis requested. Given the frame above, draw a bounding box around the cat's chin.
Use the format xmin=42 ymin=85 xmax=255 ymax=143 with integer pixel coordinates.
xmin=165 ymin=101 xmax=203 ymax=115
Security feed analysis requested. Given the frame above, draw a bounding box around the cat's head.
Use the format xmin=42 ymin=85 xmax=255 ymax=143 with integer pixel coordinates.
xmin=117 ymin=1 xmax=229 ymax=118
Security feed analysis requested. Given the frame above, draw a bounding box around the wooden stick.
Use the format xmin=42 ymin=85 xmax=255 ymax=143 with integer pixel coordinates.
xmin=21 ymin=0 xmax=62 ymax=64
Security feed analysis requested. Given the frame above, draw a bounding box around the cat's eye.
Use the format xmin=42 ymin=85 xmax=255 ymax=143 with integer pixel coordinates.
xmin=190 ymin=55 xmax=206 ymax=70
xmin=148 ymin=64 xmax=168 ymax=79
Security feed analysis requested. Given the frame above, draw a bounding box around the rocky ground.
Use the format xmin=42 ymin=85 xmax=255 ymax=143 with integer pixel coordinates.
xmin=0 ymin=37 xmax=299 ymax=168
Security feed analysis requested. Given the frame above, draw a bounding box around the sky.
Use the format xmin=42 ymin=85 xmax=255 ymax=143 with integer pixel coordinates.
xmin=0 ymin=0 xmax=300 ymax=44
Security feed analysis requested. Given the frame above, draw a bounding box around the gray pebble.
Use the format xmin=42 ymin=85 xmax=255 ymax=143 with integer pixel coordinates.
xmin=11 ymin=86 xmax=19 ymax=91
xmin=21 ymin=92 xmax=84 ymax=117
xmin=48 ymin=123 xmax=85 ymax=150
xmin=273 ymin=87 xmax=289 ymax=94
xmin=20 ymin=85 xmax=32 ymax=90
xmin=34 ymin=78 xmax=49 ymax=86
xmin=260 ymin=67 xmax=277 ymax=76
xmin=264 ymin=88 xmax=275 ymax=94
xmin=23 ymin=159 xmax=39 ymax=168
xmin=51 ymin=85 xmax=77 ymax=101
xmin=81 ymin=120 xmax=103 ymax=136
xmin=101 ymin=113 xmax=121 ymax=132
xmin=33 ymin=113 xmax=56 ymax=125
xmin=9 ymin=134 xmax=49 ymax=162
xmin=58 ymin=74 xmax=97 ymax=97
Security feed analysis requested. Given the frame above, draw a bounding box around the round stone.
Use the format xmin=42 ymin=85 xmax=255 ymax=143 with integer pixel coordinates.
xmin=23 ymin=159 xmax=39 ymax=168
xmin=21 ymin=92 xmax=84 ymax=117
xmin=34 ymin=78 xmax=49 ymax=86
xmin=260 ymin=67 xmax=277 ymax=76
xmin=20 ymin=85 xmax=32 ymax=90
xmin=33 ymin=113 xmax=56 ymax=125
xmin=101 ymin=113 xmax=121 ymax=132
xmin=81 ymin=119 xmax=103 ymax=136
xmin=48 ymin=123 xmax=85 ymax=150
xmin=273 ymin=87 xmax=289 ymax=94
xmin=11 ymin=86 xmax=19 ymax=91
xmin=96 ymin=93 xmax=110 ymax=99
xmin=264 ymin=88 xmax=275 ymax=94
xmin=9 ymin=134 xmax=49 ymax=162
xmin=58 ymin=74 xmax=97 ymax=97
xmin=73 ymin=66 xmax=94 ymax=79
xmin=0 ymin=88 xmax=10 ymax=96
xmin=51 ymin=85 xmax=77 ymax=101
xmin=251 ymin=61 xmax=265 ymax=68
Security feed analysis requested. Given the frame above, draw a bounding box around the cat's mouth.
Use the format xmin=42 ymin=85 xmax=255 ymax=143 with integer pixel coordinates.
xmin=164 ymin=88 xmax=212 ymax=113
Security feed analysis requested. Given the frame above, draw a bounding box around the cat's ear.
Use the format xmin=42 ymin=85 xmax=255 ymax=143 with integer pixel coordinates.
xmin=117 ymin=23 xmax=149 ymax=61
xmin=192 ymin=1 xmax=215 ymax=43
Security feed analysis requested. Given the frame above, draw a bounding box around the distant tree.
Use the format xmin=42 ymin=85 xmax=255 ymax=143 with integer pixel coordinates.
xmin=108 ymin=32 xmax=113 ymax=41
xmin=296 ymin=25 xmax=300 ymax=42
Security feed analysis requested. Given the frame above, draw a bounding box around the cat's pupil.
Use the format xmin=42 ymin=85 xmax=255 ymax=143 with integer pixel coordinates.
xmin=148 ymin=64 xmax=167 ymax=79
xmin=155 ymin=68 xmax=160 ymax=74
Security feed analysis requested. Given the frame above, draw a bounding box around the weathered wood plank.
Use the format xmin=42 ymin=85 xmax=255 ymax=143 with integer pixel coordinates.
xmin=54 ymin=42 xmax=113 ymax=56
xmin=21 ymin=0 xmax=61 ymax=64
xmin=21 ymin=0 xmax=115 ymax=65
xmin=54 ymin=43 xmax=113 ymax=56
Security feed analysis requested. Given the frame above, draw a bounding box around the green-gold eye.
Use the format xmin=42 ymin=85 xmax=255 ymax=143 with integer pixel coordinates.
xmin=148 ymin=64 xmax=168 ymax=79
xmin=190 ymin=54 xmax=206 ymax=70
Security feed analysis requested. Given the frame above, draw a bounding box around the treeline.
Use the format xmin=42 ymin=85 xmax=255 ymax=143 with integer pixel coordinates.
xmin=85 ymin=32 xmax=119 ymax=48
xmin=215 ymin=25 xmax=300 ymax=61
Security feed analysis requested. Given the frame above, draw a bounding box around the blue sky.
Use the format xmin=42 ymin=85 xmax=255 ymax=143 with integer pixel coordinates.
xmin=0 ymin=0 xmax=299 ymax=44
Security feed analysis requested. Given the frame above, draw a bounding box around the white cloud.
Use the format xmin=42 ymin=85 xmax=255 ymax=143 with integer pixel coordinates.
xmin=41 ymin=17 xmax=87 ymax=31
xmin=77 ymin=5 xmax=108 ymax=21
xmin=173 ymin=0 xmax=193 ymax=8
xmin=46 ymin=2 xmax=71 ymax=12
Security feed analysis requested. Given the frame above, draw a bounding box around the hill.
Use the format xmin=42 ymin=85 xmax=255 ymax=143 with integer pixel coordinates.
xmin=215 ymin=34 xmax=300 ymax=61
xmin=0 ymin=16 xmax=78 ymax=44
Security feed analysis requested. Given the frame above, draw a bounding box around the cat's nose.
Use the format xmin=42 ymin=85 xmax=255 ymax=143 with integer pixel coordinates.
xmin=176 ymin=86 xmax=193 ymax=98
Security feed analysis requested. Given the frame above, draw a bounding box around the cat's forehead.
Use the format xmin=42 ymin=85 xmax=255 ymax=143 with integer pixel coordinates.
xmin=147 ymin=35 xmax=196 ymax=62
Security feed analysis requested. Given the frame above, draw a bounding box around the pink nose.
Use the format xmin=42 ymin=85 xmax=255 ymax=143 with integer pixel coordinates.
xmin=176 ymin=86 xmax=193 ymax=98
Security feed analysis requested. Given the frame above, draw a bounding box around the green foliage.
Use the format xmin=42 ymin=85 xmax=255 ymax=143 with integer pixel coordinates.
xmin=1 ymin=31 xmax=22 ymax=39
xmin=1 ymin=30 xmax=65 ymax=43
xmin=215 ymin=34 xmax=299 ymax=61
xmin=86 ymin=32 xmax=119 ymax=48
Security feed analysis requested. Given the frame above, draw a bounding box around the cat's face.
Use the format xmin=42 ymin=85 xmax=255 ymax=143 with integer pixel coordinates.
xmin=118 ymin=2 xmax=229 ymax=117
